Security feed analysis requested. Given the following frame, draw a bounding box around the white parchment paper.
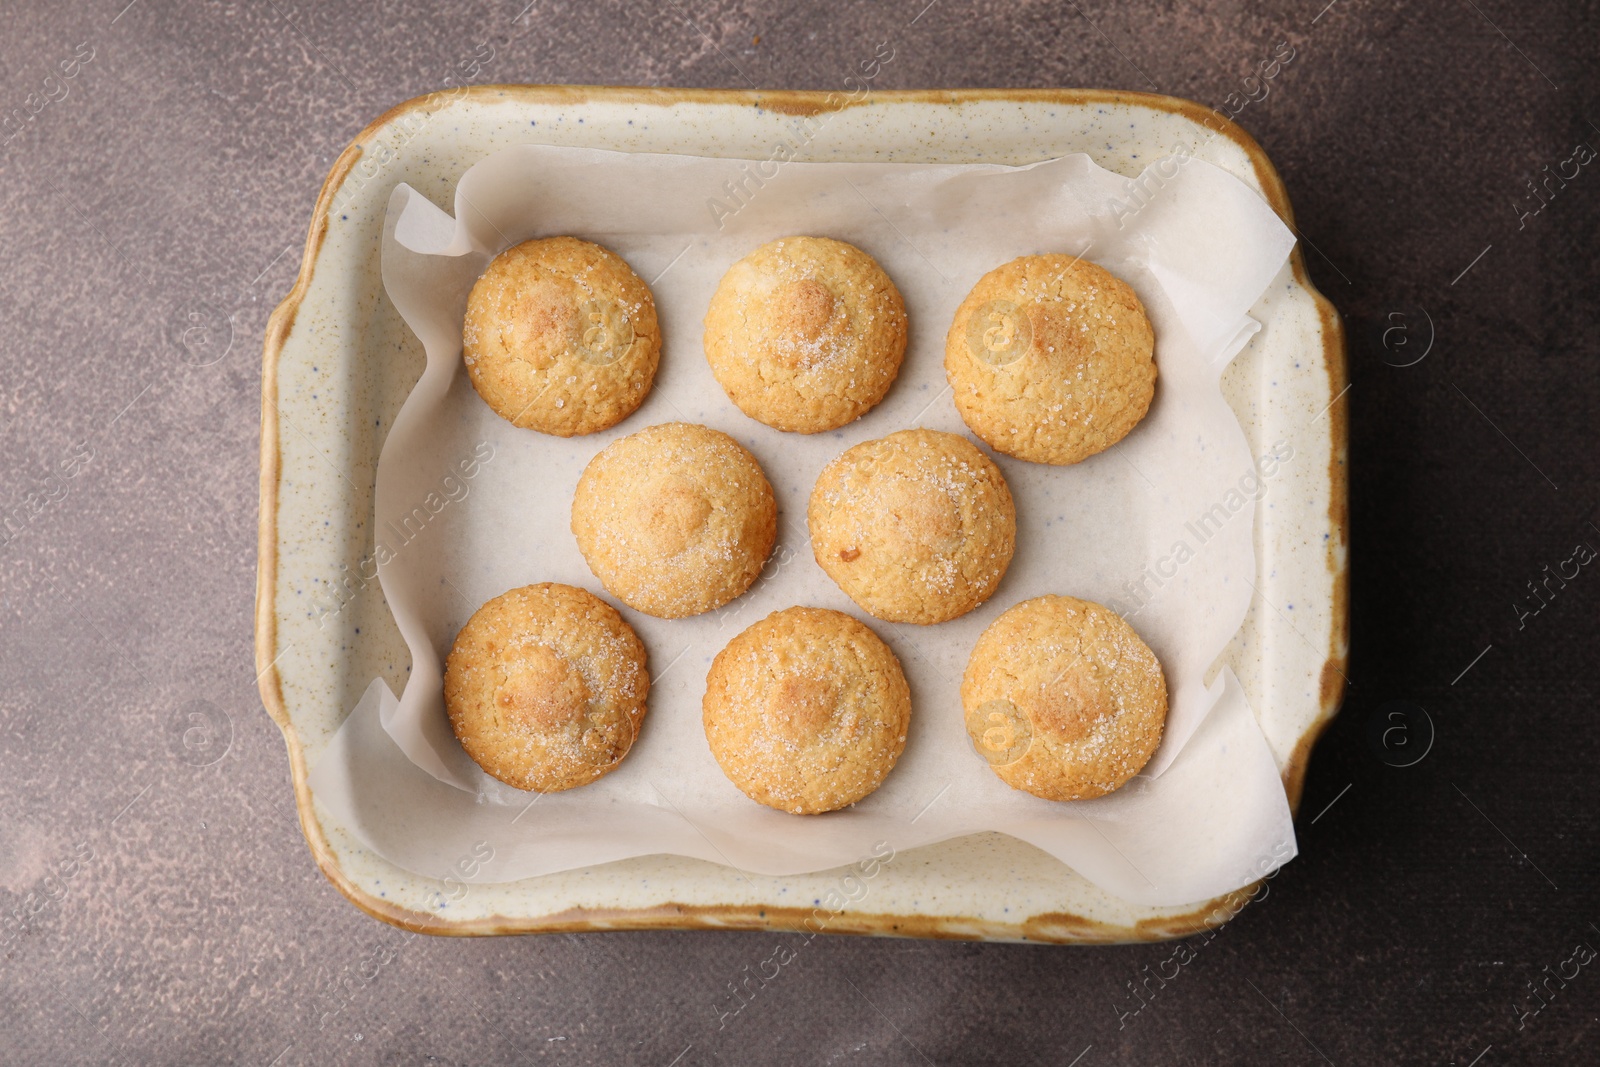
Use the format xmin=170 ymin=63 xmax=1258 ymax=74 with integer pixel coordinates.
xmin=307 ymin=144 xmax=1300 ymax=908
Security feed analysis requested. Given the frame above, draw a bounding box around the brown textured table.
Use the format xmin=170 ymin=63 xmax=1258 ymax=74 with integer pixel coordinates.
xmin=2 ymin=2 xmax=1596 ymax=1064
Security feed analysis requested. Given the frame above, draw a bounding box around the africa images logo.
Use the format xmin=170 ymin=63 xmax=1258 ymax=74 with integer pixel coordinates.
xmin=966 ymin=300 xmax=1033 ymax=366
xmin=572 ymin=298 xmax=634 ymax=365
xmin=966 ymin=698 xmax=1033 ymax=766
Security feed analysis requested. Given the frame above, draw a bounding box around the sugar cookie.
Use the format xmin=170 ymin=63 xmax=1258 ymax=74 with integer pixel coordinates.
xmin=444 ymin=583 xmax=649 ymax=792
xmin=945 ymin=254 xmax=1155 ymax=465
xmin=463 ymin=236 xmax=660 ymax=437
xmin=572 ymin=422 xmax=777 ymax=619
xmin=962 ymin=595 xmax=1166 ymax=801
xmin=703 ymin=607 xmax=910 ymax=814
xmin=808 ymin=429 xmax=1016 ymax=625
xmin=703 ymin=236 xmax=907 ymax=433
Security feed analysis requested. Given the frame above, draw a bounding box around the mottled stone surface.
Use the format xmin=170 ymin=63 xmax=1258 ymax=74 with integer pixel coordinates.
xmin=1 ymin=1 xmax=1596 ymax=1063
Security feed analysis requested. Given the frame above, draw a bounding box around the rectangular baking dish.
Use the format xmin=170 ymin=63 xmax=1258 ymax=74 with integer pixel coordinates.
xmin=257 ymin=86 xmax=1348 ymax=942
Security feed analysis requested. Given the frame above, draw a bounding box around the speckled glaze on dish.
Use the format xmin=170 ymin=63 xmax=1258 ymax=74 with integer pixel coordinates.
xmin=257 ymin=87 xmax=1348 ymax=943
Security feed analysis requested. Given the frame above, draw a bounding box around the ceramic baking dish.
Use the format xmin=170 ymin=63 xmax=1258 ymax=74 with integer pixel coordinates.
xmin=256 ymin=86 xmax=1348 ymax=942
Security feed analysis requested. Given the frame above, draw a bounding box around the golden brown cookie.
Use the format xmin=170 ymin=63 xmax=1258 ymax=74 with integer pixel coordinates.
xmin=962 ymin=595 xmax=1167 ymax=801
xmin=571 ymin=422 xmax=777 ymax=619
xmin=703 ymin=236 xmax=907 ymax=433
xmin=702 ymin=607 xmax=911 ymax=814
xmin=462 ymin=236 xmax=660 ymax=437
xmin=808 ymin=429 xmax=1016 ymax=625
xmin=945 ymin=254 xmax=1156 ymax=465
xmin=443 ymin=583 xmax=650 ymax=793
